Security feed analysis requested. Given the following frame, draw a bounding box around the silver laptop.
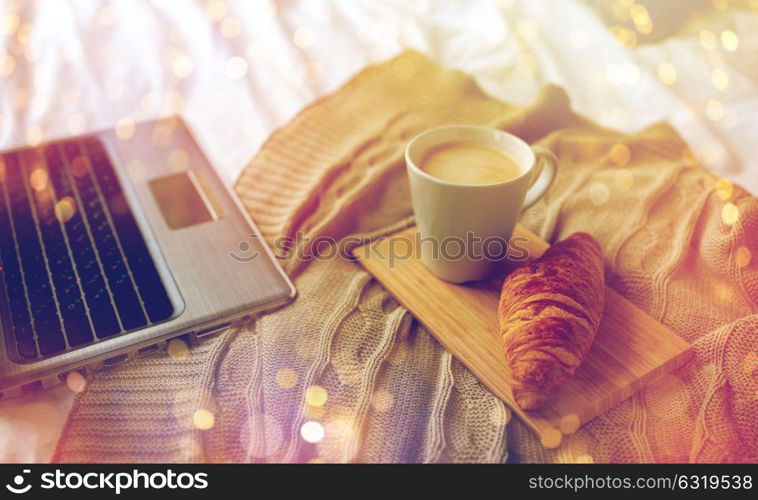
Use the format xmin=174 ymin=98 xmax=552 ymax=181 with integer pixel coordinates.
xmin=0 ymin=117 xmax=295 ymax=398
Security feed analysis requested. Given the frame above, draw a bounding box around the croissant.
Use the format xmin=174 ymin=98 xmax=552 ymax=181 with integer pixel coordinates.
xmin=498 ymin=232 xmax=605 ymax=410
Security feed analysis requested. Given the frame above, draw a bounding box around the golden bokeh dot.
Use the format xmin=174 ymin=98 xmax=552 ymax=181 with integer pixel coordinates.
xmin=540 ymin=427 xmax=563 ymax=449
xmin=165 ymin=89 xmax=185 ymax=112
xmin=67 ymin=113 xmax=87 ymax=135
xmin=206 ymin=0 xmax=227 ymax=20
xmin=735 ymin=246 xmax=751 ymax=269
xmin=167 ymin=148 xmax=190 ymax=170
xmin=26 ymin=125 xmax=43 ymax=147
xmin=371 ymin=390 xmax=394 ymax=413
xmin=220 ymin=16 xmax=242 ymax=38
xmin=171 ymin=54 xmax=194 ymax=79
xmin=699 ymin=29 xmax=717 ymax=50
xmin=711 ymin=68 xmax=729 ymax=91
xmin=16 ymin=23 xmax=32 ymax=45
xmin=615 ymin=170 xmax=634 ymax=191
xmin=612 ymin=25 xmax=637 ymax=47
xmin=115 ymin=118 xmax=135 ymax=140
xmin=293 ymin=27 xmax=315 ymax=49
xmin=559 ymin=414 xmax=581 ymax=435
xmin=127 ymin=159 xmax=146 ymax=180
xmin=1 ymin=13 xmax=20 ymax=35
xmin=305 ymin=385 xmax=328 ymax=407
xmin=588 ymin=182 xmax=610 ymax=206
xmin=657 ymin=63 xmax=677 ymax=85
xmin=575 ymin=454 xmax=594 ymax=464
xmin=610 ymin=143 xmax=631 ymax=166
xmin=0 ymin=157 xmax=6 ymax=182
xmin=193 ymin=408 xmax=215 ymax=430
xmin=225 ymin=56 xmax=248 ymax=79
xmin=55 ymin=197 xmax=77 ymax=223
xmin=65 ymin=371 xmax=87 ymax=393
xmin=721 ymin=202 xmax=739 ymax=226
xmin=300 ymin=421 xmax=324 ymax=443
xmin=167 ymin=338 xmax=190 ymax=359
xmin=29 ymin=167 xmax=48 ymax=191
xmin=721 ymin=30 xmax=739 ymax=52
xmin=275 ymin=368 xmax=299 ymax=389
xmin=715 ymin=178 xmax=733 ymax=200
xmin=706 ymin=100 xmax=724 ymax=121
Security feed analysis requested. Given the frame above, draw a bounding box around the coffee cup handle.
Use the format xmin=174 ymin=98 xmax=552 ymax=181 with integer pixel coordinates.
xmin=522 ymin=146 xmax=558 ymax=209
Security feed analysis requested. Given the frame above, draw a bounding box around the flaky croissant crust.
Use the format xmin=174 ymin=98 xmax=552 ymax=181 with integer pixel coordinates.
xmin=499 ymin=232 xmax=606 ymax=410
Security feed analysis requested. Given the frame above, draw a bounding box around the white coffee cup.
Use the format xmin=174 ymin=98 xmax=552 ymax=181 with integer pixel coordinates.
xmin=406 ymin=125 xmax=558 ymax=283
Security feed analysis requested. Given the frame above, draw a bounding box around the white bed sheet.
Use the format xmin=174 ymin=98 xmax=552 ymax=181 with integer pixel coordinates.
xmin=1 ymin=0 xmax=755 ymax=463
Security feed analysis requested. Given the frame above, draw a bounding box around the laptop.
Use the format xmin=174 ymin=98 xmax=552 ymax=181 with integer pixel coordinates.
xmin=0 ymin=117 xmax=295 ymax=398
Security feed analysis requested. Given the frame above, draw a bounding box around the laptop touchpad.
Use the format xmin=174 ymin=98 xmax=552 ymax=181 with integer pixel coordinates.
xmin=149 ymin=171 xmax=223 ymax=229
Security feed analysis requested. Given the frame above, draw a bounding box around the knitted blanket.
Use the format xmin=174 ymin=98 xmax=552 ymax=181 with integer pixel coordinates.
xmin=54 ymin=51 xmax=757 ymax=463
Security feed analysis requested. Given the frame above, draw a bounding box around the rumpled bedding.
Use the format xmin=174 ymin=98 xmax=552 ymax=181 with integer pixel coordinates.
xmin=0 ymin=0 xmax=756 ymax=462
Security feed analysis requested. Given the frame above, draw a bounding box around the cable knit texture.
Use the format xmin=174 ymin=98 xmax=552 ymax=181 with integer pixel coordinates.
xmin=54 ymin=51 xmax=757 ymax=463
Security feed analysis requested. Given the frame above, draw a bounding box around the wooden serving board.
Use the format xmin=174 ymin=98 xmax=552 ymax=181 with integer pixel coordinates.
xmin=354 ymin=224 xmax=693 ymax=440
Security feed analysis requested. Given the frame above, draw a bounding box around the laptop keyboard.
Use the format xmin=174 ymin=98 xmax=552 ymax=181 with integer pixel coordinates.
xmin=0 ymin=137 xmax=174 ymax=361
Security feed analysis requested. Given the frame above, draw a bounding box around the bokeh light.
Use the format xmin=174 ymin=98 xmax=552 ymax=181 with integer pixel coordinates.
xmin=65 ymin=371 xmax=87 ymax=393
xmin=275 ymin=368 xmax=298 ymax=389
xmin=559 ymin=413 xmax=581 ymax=434
xmin=610 ymin=143 xmax=631 ymax=166
xmin=167 ymin=149 xmax=189 ymax=170
xmin=300 ymin=421 xmax=324 ymax=443
xmin=54 ymin=197 xmax=77 ymax=223
xmin=711 ymin=68 xmax=729 ymax=91
xmin=657 ymin=63 xmax=677 ymax=85
xmin=540 ymin=427 xmax=563 ymax=448
xmin=370 ymin=390 xmax=394 ymax=413
xmin=115 ymin=118 xmax=135 ymax=140
xmin=171 ymin=54 xmax=194 ymax=79
xmin=25 ymin=125 xmax=43 ymax=147
xmin=225 ymin=56 xmax=248 ymax=79
xmin=715 ymin=178 xmax=733 ymax=200
xmin=305 ymin=385 xmax=328 ymax=407
xmin=589 ymin=181 xmax=610 ymax=206
xmin=721 ymin=30 xmax=739 ymax=52
xmin=29 ymin=167 xmax=48 ymax=192
xmin=193 ymin=408 xmax=215 ymax=430
xmin=167 ymin=338 xmax=190 ymax=359
xmin=735 ymin=246 xmax=751 ymax=269
xmin=721 ymin=202 xmax=739 ymax=225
